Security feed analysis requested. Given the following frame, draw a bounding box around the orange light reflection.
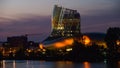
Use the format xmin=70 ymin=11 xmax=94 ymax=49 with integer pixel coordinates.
xmin=84 ymin=62 xmax=91 ymax=68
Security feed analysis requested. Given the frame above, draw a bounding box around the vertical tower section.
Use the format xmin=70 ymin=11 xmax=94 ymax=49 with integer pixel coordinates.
xmin=50 ymin=5 xmax=81 ymax=37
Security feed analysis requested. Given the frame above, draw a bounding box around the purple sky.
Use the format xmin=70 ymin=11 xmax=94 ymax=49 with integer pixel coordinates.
xmin=0 ymin=0 xmax=120 ymax=42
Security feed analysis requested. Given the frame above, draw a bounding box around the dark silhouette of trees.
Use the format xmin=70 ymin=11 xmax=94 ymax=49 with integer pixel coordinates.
xmin=69 ymin=39 xmax=103 ymax=62
xmin=105 ymin=27 xmax=120 ymax=59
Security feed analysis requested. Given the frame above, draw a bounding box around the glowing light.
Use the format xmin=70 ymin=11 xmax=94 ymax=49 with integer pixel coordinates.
xmin=82 ymin=36 xmax=91 ymax=45
xmin=64 ymin=38 xmax=74 ymax=45
xmin=66 ymin=48 xmax=72 ymax=51
xmin=116 ymin=40 xmax=120 ymax=46
xmin=54 ymin=42 xmax=65 ymax=48
xmin=43 ymin=49 xmax=46 ymax=52
xmin=39 ymin=44 xmax=44 ymax=49
xmin=27 ymin=49 xmax=32 ymax=53
xmin=54 ymin=38 xmax=74 ymax=48
xmin=28 ymin=50 xmax=31 ymax=53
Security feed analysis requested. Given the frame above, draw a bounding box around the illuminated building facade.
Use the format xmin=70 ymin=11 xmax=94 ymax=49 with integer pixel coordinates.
xmin=50 ymin=5 xmax=81 ymax=37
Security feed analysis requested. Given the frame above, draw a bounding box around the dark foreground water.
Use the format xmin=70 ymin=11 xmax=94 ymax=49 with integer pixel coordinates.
xmin=0 ymin=60 xmax=120 ymax=68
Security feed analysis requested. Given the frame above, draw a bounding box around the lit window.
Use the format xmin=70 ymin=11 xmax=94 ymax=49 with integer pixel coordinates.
xmin=66 ymin=48 xmax=72 ymax=51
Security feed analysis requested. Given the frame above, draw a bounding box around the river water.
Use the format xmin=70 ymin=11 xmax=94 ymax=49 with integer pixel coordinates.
xmin=0 ymin=60 xmax=120 ymax=68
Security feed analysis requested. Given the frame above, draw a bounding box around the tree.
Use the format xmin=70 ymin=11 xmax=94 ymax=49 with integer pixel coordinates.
xmin=105 ymin=27 xmax=120 ymax=59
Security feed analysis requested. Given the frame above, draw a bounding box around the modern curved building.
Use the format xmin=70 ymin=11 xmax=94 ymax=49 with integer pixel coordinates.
xmin=50 ymin=5 xmax=81 ymax=37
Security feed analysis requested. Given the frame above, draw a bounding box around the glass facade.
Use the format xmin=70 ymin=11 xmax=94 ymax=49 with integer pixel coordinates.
xmin=50 ymin=5 xmax=81 ymax=37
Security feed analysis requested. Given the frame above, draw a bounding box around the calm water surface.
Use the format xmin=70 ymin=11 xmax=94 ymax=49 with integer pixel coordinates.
xmin=0 ymin=60 xmax=120 ymax=68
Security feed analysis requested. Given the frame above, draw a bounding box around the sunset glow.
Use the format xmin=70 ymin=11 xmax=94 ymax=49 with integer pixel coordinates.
xmin=0 ymin=0 xmax=119 ymax=42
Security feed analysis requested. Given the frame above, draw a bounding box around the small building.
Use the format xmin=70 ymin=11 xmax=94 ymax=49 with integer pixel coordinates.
xmin=7 ymin=35 xmax=28 ymax=49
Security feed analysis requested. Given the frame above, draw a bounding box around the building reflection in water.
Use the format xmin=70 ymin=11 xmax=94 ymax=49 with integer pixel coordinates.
xmin=2 ymin=60 xmax=5 ymax=68
xmin=26 ymin=60 xmax=29 ymax=68
xmin=13 ymin=61 xmax=16 ymax=68
xmin=0 ymin=60 xmax=120 ymax=68
xmin=104 ymin=60 xmax=120 ymax=68
xmin=1 ymin=60 xmax=16 ymax=68
xmin=54 ymin=61 xmax=74 ymax=68
xmin=83 ymin=62 xmax=90 ymax=68
xmin=118 ymin=61 xmax=120 ymax=68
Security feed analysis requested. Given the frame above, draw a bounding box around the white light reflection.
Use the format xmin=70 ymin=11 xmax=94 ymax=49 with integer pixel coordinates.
xmin=2 ymin=60 xmax=5 ymax=68
xmin=13 ymin=60 xmax=16 ymax=68
xmin=26 ymin=60 xmax=29 ymax=68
